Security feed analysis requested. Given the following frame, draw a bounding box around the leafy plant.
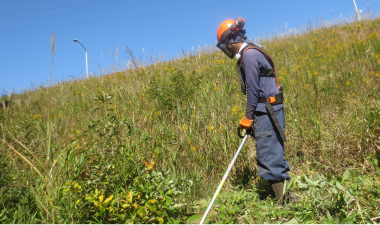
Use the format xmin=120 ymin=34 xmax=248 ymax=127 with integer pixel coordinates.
xmin=148 ymin=68 xmax=201 ymax=111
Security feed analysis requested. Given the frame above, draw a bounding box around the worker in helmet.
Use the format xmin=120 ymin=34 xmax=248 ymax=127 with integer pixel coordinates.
xmin=216 ymin=18 xmax=298 ymax=206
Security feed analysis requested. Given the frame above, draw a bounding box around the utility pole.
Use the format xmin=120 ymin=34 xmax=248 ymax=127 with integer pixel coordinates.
xmin=352 ymin=0 xmax=362 ymax=21
xmin=73 ymin=39 xmax=89 ymax=78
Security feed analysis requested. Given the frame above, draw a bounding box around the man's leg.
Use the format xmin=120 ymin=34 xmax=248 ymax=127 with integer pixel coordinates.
xmin=253 ymin=109 xmax=298 ymax=205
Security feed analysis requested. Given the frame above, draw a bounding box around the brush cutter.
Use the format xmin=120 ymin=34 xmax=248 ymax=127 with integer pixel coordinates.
xmin=199 ymin=127 xmax=252 ymax=224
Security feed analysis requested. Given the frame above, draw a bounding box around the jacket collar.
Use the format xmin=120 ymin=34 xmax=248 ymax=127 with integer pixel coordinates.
xmin=235 ymin=43 xmax=248 ymax=60
xmin=236 ymin=40 xmax=265 ymax=60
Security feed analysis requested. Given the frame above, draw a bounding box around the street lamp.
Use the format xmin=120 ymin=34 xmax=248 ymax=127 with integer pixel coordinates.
xmin=73 ymin=39 xmax=89 ymax=78
xmin=352 ymin=0 xmax=363 ymax=21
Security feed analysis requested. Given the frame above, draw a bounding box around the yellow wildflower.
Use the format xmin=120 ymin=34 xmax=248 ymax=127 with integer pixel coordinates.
xmin=231 ymin=105 xmax=240 ymax=115
xmin=142 ymin=159 xmax=155 ymax=171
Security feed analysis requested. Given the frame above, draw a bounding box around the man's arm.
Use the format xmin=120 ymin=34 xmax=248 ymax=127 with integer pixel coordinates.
xmin=242 ymin=50 xmax=261 ymax=120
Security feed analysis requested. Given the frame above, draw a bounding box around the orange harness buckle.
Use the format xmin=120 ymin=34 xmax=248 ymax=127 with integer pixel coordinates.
xmin=267 ymin=96 xmax=276 ymax=104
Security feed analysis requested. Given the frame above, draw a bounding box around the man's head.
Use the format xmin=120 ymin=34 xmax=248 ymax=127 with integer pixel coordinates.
xmin=216 ymin=18 xmax=247 ymax=59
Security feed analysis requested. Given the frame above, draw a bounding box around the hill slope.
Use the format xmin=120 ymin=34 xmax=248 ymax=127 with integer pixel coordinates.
xmin=1 ymin=17 xmax=379 ymax=223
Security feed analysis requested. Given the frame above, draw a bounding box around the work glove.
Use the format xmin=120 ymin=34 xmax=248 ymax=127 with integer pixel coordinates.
xmin=237 ymin=116 xmax=254 ymax=138
xmin=239 ymin=116 xmax=253 ymax=129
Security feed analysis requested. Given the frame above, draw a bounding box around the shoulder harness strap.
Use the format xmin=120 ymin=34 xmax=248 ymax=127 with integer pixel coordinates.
xmin=238 ymin=45 xmax=286 ymax=142
xmin=238 ymin=45 xmax=280 ymax=90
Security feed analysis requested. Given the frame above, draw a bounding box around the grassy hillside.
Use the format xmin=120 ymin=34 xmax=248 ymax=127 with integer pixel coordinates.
xmin=1 ymin=17 xmax=380 ymax=224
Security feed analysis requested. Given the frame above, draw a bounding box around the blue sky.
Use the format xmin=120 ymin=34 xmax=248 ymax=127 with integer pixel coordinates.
xmin=1 ymin=0 xmax=379 ymax=95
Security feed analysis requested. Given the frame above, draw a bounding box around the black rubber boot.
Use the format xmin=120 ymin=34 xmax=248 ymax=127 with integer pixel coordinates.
xmin=271 ymin=179 xmax=299 ymax=206
xmin=272 ymin=181 xmax=285 ymax=206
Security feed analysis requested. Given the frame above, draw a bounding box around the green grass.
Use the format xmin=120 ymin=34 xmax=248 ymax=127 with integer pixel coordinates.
xmin=1 ymin=16 xmax=380 ymax=223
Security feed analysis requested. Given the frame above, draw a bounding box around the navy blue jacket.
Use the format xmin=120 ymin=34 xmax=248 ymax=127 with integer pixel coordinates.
xmin=240 ymin=45 xmax=283 ymax=117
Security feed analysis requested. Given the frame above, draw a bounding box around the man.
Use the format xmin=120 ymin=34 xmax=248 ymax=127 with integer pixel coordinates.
xmin=216 ymin=18 xmax=298 ymax=206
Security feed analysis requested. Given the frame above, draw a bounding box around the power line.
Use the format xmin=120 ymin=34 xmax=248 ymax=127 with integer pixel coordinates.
xmin=1 ymin=0 xmax=175 ymax=21
xmin=1 ymin=0 xmax=129 ymax=15
xmin=0 ymin=0 xmax=253 ymax=33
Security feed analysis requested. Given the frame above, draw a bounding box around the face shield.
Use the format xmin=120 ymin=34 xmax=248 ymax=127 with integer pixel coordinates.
xmin=217 ymin=37 xmax=235 ymax=59
xmin=217 ymin=18 xmax=246 ymax=59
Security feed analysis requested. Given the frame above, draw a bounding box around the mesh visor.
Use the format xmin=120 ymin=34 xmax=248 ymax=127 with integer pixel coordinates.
xmin=217 ymin=38 xmax=234 ymax=59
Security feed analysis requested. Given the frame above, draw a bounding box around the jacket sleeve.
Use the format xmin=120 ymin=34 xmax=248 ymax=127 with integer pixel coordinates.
xmin=245 ymin=104 xmax=256 ymax=120
xmin=242 ymin=50 xmax=261 ymax=119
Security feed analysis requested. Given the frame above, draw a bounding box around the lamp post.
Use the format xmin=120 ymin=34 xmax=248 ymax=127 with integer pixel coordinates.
xmin=73 ymin=39 xmax=89 ymax=78
xmin=352 ymin=0 xmax=362 ymax=21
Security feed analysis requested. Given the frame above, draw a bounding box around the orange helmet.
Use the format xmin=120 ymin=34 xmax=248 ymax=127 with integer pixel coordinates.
xmin=217 ymin=19 xmax=234 ymax=42
xmin=217 ymin=17 xmax=245 ymax=43
xmin=216 ymin=17 xmax=246 ymax=59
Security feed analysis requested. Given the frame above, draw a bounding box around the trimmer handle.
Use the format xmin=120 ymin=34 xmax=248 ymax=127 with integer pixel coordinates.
xmin=237 ymin=126 xmax=245 ymax=138
xmin=237 ymin=126 xmax=254 ymax=138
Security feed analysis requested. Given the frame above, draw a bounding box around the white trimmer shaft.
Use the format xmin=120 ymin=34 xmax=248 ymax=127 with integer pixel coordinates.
xmin=199 ymin=134 xmax=249 ymax=224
